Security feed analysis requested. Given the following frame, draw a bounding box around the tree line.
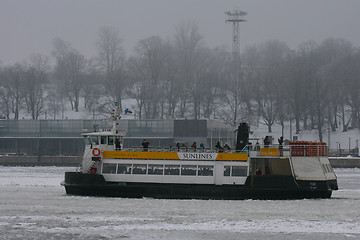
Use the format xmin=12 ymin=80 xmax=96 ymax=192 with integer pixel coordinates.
xmin=1 ymin=24 xmax=360 ymax=141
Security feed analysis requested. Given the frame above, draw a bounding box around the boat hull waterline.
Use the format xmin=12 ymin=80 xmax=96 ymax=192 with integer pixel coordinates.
xmin=63 ymin=172 xmax=336 ymax=200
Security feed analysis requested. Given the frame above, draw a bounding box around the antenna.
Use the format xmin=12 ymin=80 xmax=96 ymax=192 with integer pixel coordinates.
xmin=225 ymin=9 xmax=247 ymax=63
xmin=112 ymin=101 xmax=120 ymax=134
xmin=225 ymin=9 xmax=247 ymax=126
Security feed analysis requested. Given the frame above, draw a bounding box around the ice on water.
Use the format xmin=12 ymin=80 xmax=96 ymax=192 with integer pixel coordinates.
xmin=0 ymin=166 xmax=360 ymax=240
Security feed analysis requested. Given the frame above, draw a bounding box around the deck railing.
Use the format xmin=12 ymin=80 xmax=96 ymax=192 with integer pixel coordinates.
xmin=127 ymin=146 xmax=230 ymax=153
xmin=248 ymin=143 xmax=328 ymax=157
xmin=114 ymin=143 xmax=328 ymax=157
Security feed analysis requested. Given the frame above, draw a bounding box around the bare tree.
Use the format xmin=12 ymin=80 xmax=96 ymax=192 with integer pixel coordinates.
xmin=23 ymin=54 xmax=49 ymax=119
xmin=53 ymin=38 xmax=86 ymax=112
xmin=310 ymin=38 xmax=353 ymax=141
xmin=0 ymin=66 xmax=11 ymax=119
xmin=97 ymin=26 xmax=127 ymax=110
xmin=342 ymin=52 xmax=360 ymax=129
xmin=189 ymin=46 xmax=212 ymax=119
xmin=173 ymin=22 xmax=203 ymax=118
xmin=81 ymin=65 xmax=103 ymax=118
xmin=2 ymin=63 xmax=26 ymax=119
xmin=46 ymin=89 xmax=62 ymax=119
xmin=201 ymin=47 xmax=227 ymax=119
xmin=127 ymin=56 xmax=147 ymax=119
xmin=254 ymin=40 xmax=289 ymax=132
xmin=133 ymin=36 xmax=166 ymax=119
xmin=162 ymin=41 xmax=179 ymax=118
xmin=328 ymin=51 xmax=360 ymax=130
xmin=238 ymin=45 xmax=263 ymax=124
xmin=290 ymin=41 xmax=318 ymax=133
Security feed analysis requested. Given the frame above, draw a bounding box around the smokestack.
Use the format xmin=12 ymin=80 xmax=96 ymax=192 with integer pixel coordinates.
xmin=236 ymin=122 xmax=249 ymax=151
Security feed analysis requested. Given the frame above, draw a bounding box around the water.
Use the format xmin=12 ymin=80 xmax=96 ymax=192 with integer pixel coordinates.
xmin=0 ymin=167 xmax=359 ymax=240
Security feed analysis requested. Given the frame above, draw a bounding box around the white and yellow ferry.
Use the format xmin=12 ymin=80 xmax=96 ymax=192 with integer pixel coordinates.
xmin=62 ymin=107 xmax=338 ymax=200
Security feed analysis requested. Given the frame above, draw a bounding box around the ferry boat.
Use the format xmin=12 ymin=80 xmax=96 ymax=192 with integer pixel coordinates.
xmin=62 ymin=106 xmax=338 ymax=200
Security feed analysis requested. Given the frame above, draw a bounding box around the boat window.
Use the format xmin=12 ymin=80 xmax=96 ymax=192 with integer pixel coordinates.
xmin=117 ymin=164 xmax=132 ymax=174
xmin=148 ymin=164 xmax=164 ymax=175
xmin=198 ymin=165 xmax=213 ymax=176
xmin=91 ymin=136 xmax=99 ymax=145
xmin=224 ymin=166 xmax=231 ymax=176
xmin=181 ymin=165 xmax=197 ymax=176
xmin=101 ymin=136 xmax=107 ymax=144
xmin=132 ymin=164 xmax=147 ymax=174
xmin=108 ymin=136 xmax=114 ymax=145
xmin=164 ymin=165 xmax=180 ymax=175
xmin=232 ymin=166 xmax=248 ymax=177
xmin=84 ymin=136 xmax=91 ymax=145
xmin=102 ymin=163 xmax=117 ymax=174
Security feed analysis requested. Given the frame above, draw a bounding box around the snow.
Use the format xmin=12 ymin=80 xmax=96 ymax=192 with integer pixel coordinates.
xmin=0 ymin=167 xmax=360 ymax=239
xmin=0 ymin=166 xmax=69 ymax=187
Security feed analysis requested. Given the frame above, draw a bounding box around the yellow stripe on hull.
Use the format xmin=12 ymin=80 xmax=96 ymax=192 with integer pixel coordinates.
xmin=102 ymin=150 xmax=248 ymax=161
xmin=260 ymin=148 xmax=279 ymax=156
xmin=103 ymin=151 xmax=179 ymax=160
xmin=216 ymin=153 xmax=248 ymax=161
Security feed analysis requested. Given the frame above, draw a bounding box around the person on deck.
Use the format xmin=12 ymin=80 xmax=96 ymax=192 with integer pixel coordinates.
xmin=255 ymin=141 xmax=260 ymax=151
xmin=215 ymin=141 xmax=223 ymax=152
xmin=142 ymin=139 xmax=149 ymax=151
xmin=191 ymin=142 xmax=197 ymax=151
xmin=264 ymin=136 xmax=270 ymax=148
xmin=224 ymin=143 xmax=231 ymax=151
xmin=199 ymin=143 xmax=205 ymax=151
xmin=115 ymin=138 xmax=121 ymax=150
xmin=278 ymin=136 xmax=284 ymax=156
xmin=181 ymin=143 xmax=188 ymax=151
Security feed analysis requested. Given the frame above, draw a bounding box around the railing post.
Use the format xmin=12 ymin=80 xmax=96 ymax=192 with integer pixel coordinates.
xmin=317 ymin=145 xmax=319 ymax=157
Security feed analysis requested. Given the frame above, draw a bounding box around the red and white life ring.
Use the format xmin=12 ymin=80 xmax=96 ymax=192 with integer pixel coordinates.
xmin=92 ymin=148 xmax=101 ymax=156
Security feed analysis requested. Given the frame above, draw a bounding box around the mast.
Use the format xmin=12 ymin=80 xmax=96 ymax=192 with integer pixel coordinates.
xmin=225 ymin=9 xmax=247 ymax=126
xmin=112 ymin=101 xmax=120 ymax=134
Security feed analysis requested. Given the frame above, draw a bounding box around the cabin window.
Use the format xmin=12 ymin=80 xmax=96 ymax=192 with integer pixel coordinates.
xmin=101 ymin=136 xmax=107 ymax=144
xmin=117 ymin=164 xmax=132 ymax=174
xmin=224 ymin=166 xmax=231 ymax=176
xmin=198 ymin=165 xmax=213 ymax=176
xmin=102 ymin=163 xmax=117 ymax=174
xmin=164 ymin=165 xmax=180 ymax=175
xmin=132 ymin=164 xmax=147 ymax=174
xmin=108 ymin=136 xmax=114 ymax=145
xmin=232 ymin=166 xmax=247 ymax=177
xmin=148 ymin=165 xmax=164 ymax=175
xmin=181 ymin=165 xmax=197 ymax=176
xmin=91 ymin=136 xmax=99 ymax=145
xmin=84 ymin=136 xmax=91 ymax=145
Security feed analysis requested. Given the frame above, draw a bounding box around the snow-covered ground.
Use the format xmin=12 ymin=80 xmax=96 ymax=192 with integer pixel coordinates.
xmin=0 ymin=166 xmax=359 ymax=239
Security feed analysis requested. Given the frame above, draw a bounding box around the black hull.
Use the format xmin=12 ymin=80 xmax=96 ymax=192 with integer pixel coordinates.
xmin=63 ymin=172 xmax=337 ymax=200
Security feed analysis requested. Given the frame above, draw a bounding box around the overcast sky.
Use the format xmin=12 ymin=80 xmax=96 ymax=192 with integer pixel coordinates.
xmin=1 ymin=0 xmax=360 ymax=65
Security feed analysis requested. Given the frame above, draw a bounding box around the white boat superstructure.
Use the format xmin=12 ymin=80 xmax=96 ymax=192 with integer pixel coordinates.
xmin=62 ymin=102 xmax=338 ymax=200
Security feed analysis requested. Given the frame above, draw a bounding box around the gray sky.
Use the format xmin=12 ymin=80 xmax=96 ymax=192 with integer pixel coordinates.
xmin=1 ymin=0 xmax=360 ymax=65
